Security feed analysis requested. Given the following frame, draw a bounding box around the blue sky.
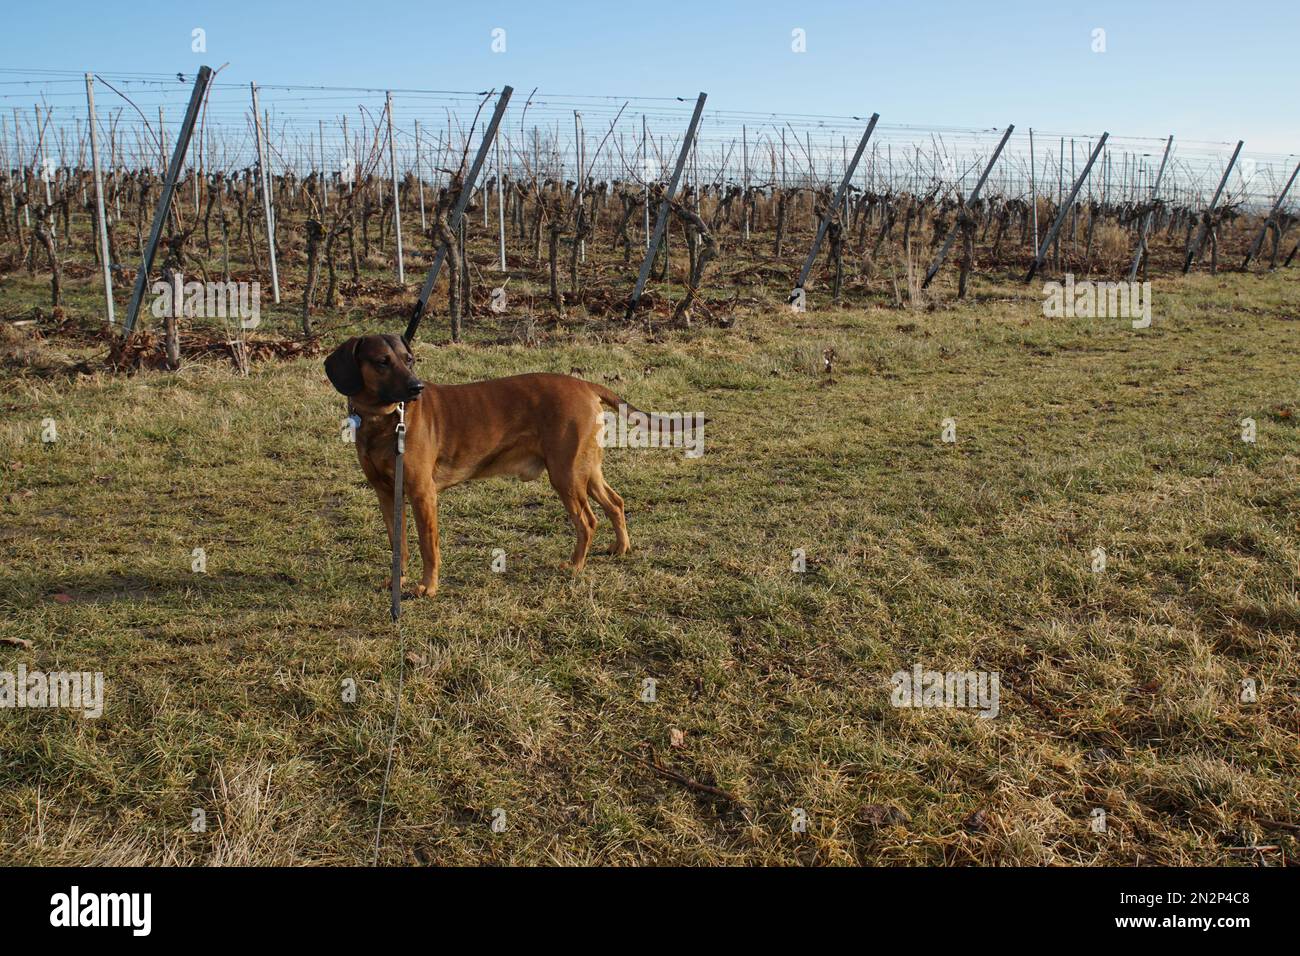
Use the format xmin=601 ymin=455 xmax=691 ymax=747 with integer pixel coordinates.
xmin=2 ymin=0 xmax=1297 ymax=153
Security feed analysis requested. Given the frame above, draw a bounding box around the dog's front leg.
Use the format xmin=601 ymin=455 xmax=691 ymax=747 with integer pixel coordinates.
xmin=409 ymin=480 xmax=440 ymax=598
xmin=374 ymin=480 xmax=408 ymax=590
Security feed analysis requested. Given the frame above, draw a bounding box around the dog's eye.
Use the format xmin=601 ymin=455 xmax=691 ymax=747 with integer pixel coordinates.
xmin=379 ymin=357 xmax=390 ymax=366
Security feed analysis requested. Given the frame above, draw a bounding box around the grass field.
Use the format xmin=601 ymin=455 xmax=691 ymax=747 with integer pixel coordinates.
xmin=1 ymin=264 xmax=1297 ymax=865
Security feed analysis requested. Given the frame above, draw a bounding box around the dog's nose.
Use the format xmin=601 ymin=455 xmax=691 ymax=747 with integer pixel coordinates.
xmin=406 ymin=380 xmax=425 ymax=398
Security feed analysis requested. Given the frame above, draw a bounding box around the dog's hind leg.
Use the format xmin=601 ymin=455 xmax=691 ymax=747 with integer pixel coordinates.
xmin=588 ymin=467 xmax=630 ymax=556
xmin=548 ymin=471 xmax=597 ymax=572
xmin=543 ymin=423 xmax=599 ymax=572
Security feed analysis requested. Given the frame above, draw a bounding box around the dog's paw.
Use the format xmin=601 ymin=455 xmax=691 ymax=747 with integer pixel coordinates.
xmin=412 ymin=582 xmax=437 ymax=599
xmin=379 ymin=575 xmax=408 ymax=592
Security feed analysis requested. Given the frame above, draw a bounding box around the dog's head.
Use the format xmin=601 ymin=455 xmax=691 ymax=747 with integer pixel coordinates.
xmin=324 ymin=334 xmax=424 ymax=405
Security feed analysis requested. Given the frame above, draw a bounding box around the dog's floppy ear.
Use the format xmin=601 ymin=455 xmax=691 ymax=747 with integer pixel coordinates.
xmin=324 ymin=337 xmax=363 ymax=396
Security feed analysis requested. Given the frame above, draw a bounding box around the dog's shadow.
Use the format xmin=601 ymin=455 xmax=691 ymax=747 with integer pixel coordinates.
xmin=12 ymin=570 xmax=304 ymax=611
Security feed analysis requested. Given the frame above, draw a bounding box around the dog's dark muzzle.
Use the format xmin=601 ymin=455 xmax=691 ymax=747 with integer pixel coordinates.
xmin=381 ymin=379 xmax=424 ymax=404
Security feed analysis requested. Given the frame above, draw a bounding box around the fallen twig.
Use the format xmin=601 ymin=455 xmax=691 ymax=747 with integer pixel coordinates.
xmin=616 ymin=746 xmax=744 ymax=808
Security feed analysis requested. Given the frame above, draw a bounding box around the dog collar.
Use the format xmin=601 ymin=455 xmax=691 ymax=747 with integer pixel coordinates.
xmin=347 ymin=401 xmax=402 ymax=423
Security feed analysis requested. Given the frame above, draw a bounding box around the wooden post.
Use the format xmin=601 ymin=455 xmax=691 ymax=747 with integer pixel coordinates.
xmin=1070 ymin=139 xmax=1078 ymax=258
xmin=265 ymin=109 xmax=277 ymax=228
xmin=1025 ymin=133 xmax=1108 ymax=282
xmin=1029 ymin=128 xmax=1039 ymax=251
xmin=111 ymin=115 xmax=121 ymax=221
xmin=694 ymin=123 xmax=702 ymax=212
xmin=1184 ymin=140 xmax=1243 ymax=274
xmin=192 ymin=135 xmax=199 ymax=216
xmin=84 ymin=73 xmax=115 ymax=326
xmin=922 ymin=124 xmax=1014 ymax=288
xmin=796 ymin=113 xmax=879 ymax=291
xmin=0 ymin=115 xmax=12 ymax=229
xmin=14 ymin=107 xmax=29 ymax=227
xmin=574 ymin=111 xmax=585 ymax=263
xmin=1053 ymin=137 xmax=1063 ymax=268
xmin=405 ymin=86 xmax=513 ymax=343
xmin=34 ymin=105 xmax=53 ymax=210
xmin=624 ymin=92 xmax=707 ymax=321
xmin=1241 ymin=158 xmax=1300 ymax=270
xmin=250 ymin=83 xmax=281 ymax=304
xmin=742 ymin=123 xmax=750 ymax=240
xmin=385 ymin=92 xmax=404 ymax=284
xmin=157 ymin=106 xmax=167 ymax=175
xmin=781 ymin=127 xmax=787 ymax=188
xmin=642 ymin=113 xmax=650 ymax=248
xmin=1128 ymin=135 xmax=1173 ymax=281
xmin=495 ymin=127 xmax=506 ymax=269
xmin=341 ymin=114 xmax=350 ymax=200
xmin=414 ymin=120 xmax=425 ymax=231
xmin=122 ymin=66 xmax=213 ymax=335
xmin=319 ymin=119 xmax=329 ymax=210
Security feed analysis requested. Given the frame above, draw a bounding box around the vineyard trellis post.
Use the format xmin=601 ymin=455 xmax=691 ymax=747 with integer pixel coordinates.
xmin=742 ymin=123 xmax=749 ymax=240
xmin=574 ymin=111 xmax=585 ymax=263
xmin=111 ymin=117 xmax=122 ymax=221
xmin=35 ymin=105 xmax=53 ymax=211
xmin=0 ymin=115 xmax=10 ymax=227
xmin=122 ymin=65 xmax=213 ymax=335
xmin=1029 ymin=128 xmax=1039 ymax=251
xmin=922 ymin=123 xmax=1014 ymax=288
xmin=795 ymin=112 xmax=879 ymax=292
xmin=1024 ymin=132 xmax=1107 ymax=282
xmin=1128 ymin=134 xmax=1174 ymax=281
xmin=495 ymin=128 xmax=506 ymax=269
xmin=404 ymin=85 xmax=513 ymax=343
xmin=1102 ymin=149 xmax=1110 ymax=207
xmin=1070 ymin=138 xmax=1077 ymax=258
xmin=623 ymin=91 xmax=707 ymax=322
xmin=158 ymin=106 xmax=167 ymax=174
xmin=841 ymin=135 xmax=848 ymax=218
xmin=1241 ymin=158 xmax=1300 ymax=270
xmin=385 ymin=91 xmax=404 ymax=284
xmin=693 ymin=122 xmax=701 ymax=212
xmin=249 ymin=82 xmax=281 ymax=304
xmin=84 ymin=73 xmax=114 ymax=326
xmin=415 ymin=119 xmax=425 ymax=231
xmin=781 ymin=128 xmax=787 ymax=188
xmin=642 ymin=113 xmax=650 ymax=248
xmin=266 ymin=109 xmax=277 ymax=227
xmin=319 ymin=118 xmax=329 ymax=210
xmin=341 ymin=114 xmax=350 ymax=200
xmin=1183 ymin=139 xmax=1243 ymax=274
xmin=1053 ymin=136 xmax=1064 ymax=268
xmin=14 ymin=107 xmax=30 ymax=227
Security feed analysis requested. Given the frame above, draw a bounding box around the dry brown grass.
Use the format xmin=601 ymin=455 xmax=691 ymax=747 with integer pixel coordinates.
xmin=0 ymin=228 xmax=1296 ymax=867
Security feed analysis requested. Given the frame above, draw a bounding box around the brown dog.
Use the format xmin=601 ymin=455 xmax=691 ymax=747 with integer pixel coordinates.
xmin=325 ymin=334 xmax=633 ymax=597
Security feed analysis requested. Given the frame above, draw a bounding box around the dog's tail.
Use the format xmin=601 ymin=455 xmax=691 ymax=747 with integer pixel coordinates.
xmin=589 ymin=382 xmax=649 ymax=419
xmin=587 ymin=382 xmax=711 ymax=434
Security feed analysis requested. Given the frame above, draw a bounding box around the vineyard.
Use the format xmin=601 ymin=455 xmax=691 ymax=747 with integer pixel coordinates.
xmin=0 ymin=69 xmax=1297 ymax=359
xmin=1 ymin=67 xmax=1298 ymax=866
